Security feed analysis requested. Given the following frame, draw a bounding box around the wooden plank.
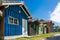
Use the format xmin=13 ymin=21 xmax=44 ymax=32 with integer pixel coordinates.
xmin=0 ymin=6 xmax=4 ymax=40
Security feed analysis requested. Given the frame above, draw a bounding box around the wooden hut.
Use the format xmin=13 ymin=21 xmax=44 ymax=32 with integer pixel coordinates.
xmin=28 ymin=19 xmax=39 ymax=35
xmin=0 ymin=0 xmax=31 ymax=40
xmin=39 ymin=20 xmax=52 ymax=34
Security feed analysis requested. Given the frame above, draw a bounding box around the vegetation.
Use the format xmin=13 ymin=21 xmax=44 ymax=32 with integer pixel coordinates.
xmin=16 ymin=32 xmax=60 ymax=40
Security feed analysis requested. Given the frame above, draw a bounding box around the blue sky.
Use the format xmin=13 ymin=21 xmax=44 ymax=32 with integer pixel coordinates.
xmin=23 ymin=0 xmax=60 ymax=26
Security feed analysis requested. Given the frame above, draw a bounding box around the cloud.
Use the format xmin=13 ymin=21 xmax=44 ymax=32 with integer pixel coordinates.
xmin=50 ymin=2 xmax=60 ymax=23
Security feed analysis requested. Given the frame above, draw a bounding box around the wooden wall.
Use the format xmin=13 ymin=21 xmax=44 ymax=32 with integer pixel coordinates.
xmin=0 ymin=6 xmax=4 ymax=40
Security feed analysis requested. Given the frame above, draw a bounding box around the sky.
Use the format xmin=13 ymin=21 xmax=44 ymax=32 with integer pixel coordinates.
xmin=23 ymin=0 xmax=60 ymax=26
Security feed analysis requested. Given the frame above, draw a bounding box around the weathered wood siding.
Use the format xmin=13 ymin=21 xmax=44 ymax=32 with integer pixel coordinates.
xmin=0 ymin=6 xmax=4 ymax=40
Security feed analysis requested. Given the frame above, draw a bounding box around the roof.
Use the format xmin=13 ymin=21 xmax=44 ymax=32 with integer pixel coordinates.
xmin=40 ymin=20 xmax=52 ymax=24
xmin=0 ymin=1 xmax=32 ymax=18
xmin=28 ymin=19 xmax=40 ymax=24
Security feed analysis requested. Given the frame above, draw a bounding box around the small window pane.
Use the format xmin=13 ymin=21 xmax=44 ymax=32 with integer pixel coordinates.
xmin=14 ymin=19 xmax=18 ymax=24
xmin=9 ymin=17 xmax=13 ymax=23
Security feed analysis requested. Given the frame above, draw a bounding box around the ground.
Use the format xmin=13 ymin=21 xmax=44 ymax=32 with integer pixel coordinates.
xmin=16 ymin=32 xmax=60 ymax=40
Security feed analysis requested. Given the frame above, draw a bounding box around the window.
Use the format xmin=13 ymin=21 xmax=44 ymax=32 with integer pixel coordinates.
xmin=14 ymin=18 xmax=18 ymax=24
xmin=8 ymin=16 xmax=19 ymax=25
xmin=9 ymin=17 xmax=13 ymax=23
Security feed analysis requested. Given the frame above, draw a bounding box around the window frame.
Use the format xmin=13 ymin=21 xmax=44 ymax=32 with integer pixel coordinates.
xmin=14 ymin=18 xmax=19 ymax=25
xmin=8 ymin=16 xmax=19 ymax=25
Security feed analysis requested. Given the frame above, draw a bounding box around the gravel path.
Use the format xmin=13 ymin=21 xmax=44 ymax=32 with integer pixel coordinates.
xmin=46 ymin=34 xmax=60 ymax=40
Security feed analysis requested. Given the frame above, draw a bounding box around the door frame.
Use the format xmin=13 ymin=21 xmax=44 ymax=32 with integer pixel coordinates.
xmin=22 ymin=18 xmax=28 ymax=36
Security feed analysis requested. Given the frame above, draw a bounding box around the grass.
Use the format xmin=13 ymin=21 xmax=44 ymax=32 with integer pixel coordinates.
xmin=16 ymin=32 xmax=60 ymax=40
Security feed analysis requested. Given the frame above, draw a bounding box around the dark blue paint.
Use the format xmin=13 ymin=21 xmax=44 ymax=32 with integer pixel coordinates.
xmin=4 ymin=5 xmax=28 ymax=36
